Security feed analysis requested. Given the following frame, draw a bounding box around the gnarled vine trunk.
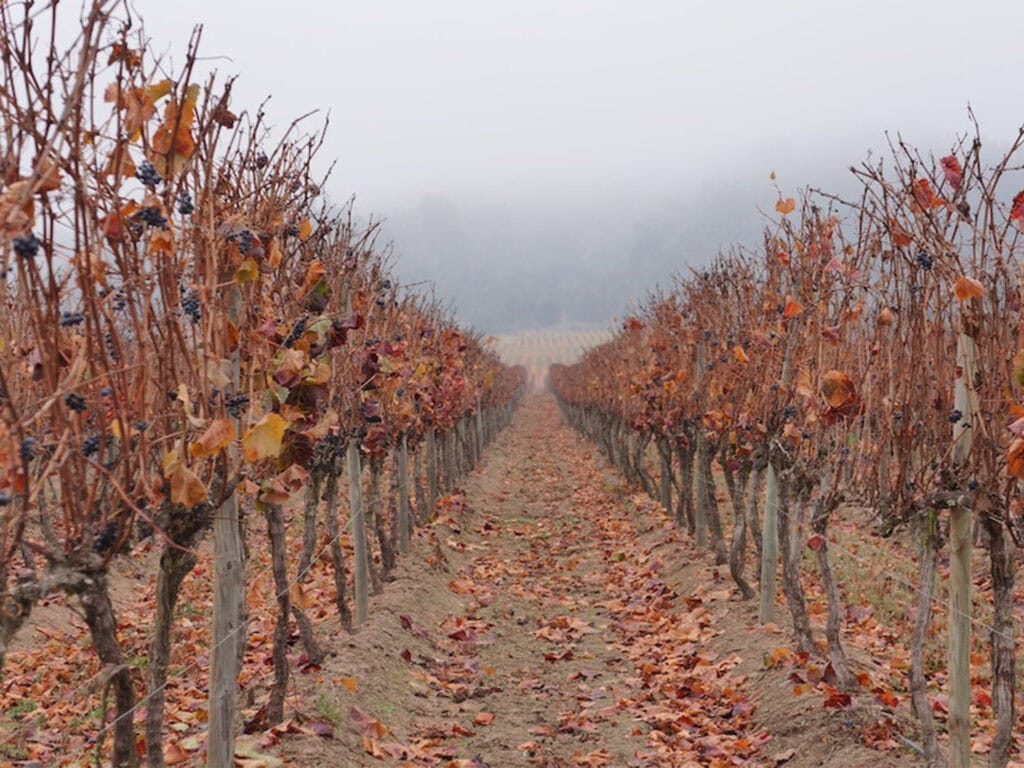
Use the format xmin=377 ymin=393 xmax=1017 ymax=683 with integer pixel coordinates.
xmin=723 ymin=460 xmax=754 ymax=599
xmin=265 ymin=503 xmax=290 ymax=726
xmin=776 ymin=480 xmax=813 ymax=653
xmin=984 ymin=512 xmax=1015 ymax=768
xmin=81 ymin=575 xmax=137 ymax=768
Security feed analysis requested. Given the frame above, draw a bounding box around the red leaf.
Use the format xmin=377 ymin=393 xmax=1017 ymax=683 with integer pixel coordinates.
xmin=940 ymin=155 xmax=962 ymax=191
xmin=1012 ymin=190 xmax=1024 ymax=223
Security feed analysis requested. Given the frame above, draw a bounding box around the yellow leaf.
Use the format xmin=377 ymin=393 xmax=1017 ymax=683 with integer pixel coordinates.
xmin=147 ymin=79 xmax=173 ymax=102
xmin=953 ymin=274 xmax=985 ymax=301
xmin=298 ymin=218 xmax=313 ymax=241
xmin=190 ymin=418 xmax=236 ymax=459
xmin=110 ymin=418 xmax=137 ymax=440
xmin=242 ymin=413 xmax=287 ymax=462
xmin=234 ymin=257 xmax=260 ymax=283
xmin=162 ymin=447 xmax=182 ymax=476
xmin=169 ymin=462 xmax=207 ymax=507
xmin=776 ymin=197 xmax=796 ymax=215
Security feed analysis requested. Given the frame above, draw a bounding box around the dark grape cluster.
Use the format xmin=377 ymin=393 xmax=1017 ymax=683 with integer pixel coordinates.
xmin=65 ymin=392 xmax=87 ymax=412
xmin=82 ymin=435 xmax=101 ymax=456
xmin=232 ymin=229 xmax=255 ymax=255
xmin=113 ymin=289 xmax=126 ymax=311
xmin=226 ymin=394 xmax=249 ymax=418
xmin=915 ymin=251 xmax=933 ymax=270
xmin=13 ymin=233 xmax=41 ymax=259
xmin=949 ymin=409 xmax=963 ymax=423
xmin=19 ymin=438 xmax=35 ymax=462
xmin=283 ymin=224 xmax=300 ymax=238
xmin=0 ymin=492 xmax=10 ymax=507
xmin=135 ymin=206 xmax=168 ymax=229
xmin=93 ymin=521 xmax=120 ymax=553
xmin=177 ymin=191 xmax=195 ymax=215
xmin=255 ymin=151 xmax=269 ymax=169
xmin=284 ymin=315 xmax=308 ymax=348
xmin=181 ymin=289 xmax=201 ymax=324
xmin=60 ymin=311 xmax=85 ymax=327
xmin=135 ymin=161 xmax=163 ymax=188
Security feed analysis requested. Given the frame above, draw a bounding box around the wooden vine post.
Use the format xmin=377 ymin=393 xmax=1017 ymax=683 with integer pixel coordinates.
xmin=693 ymin=339 xmax=708 ymax=549
xmin=426 ymin=427 xmax=439 ymax=513
xmin=949 ymin=329 xmax=976 ymax=768
xmin=208 ymin=287 xmax=244 ymax=768
xmin=758 ymin=461 xmax=780 ymax=623
xmin=397 ymin=433 xmax=412 ymax=554
xmin=760 ymin=324 xmax=796 ymax=626
xmin=347 ymin=440 xmax=370 ymax=624
xmin=476 ymin=395 xmax=485 ymax=455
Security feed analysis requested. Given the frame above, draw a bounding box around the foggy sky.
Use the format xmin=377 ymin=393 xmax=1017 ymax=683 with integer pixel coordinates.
xmin=123 ymin=1 xmax=1024 ymax=329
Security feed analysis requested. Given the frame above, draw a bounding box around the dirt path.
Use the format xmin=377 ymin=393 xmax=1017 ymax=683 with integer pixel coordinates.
xmin=282 ymin=395 xmax=842 ymax=767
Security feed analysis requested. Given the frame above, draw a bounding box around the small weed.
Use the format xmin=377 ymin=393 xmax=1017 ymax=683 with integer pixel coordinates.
xmin=315 ymin=692 xmax=344 ymax=725
xmin=7 ymin=698 xmax=37 ymax=716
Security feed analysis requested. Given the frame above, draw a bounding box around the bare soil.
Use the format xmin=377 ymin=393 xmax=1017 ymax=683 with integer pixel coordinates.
xmin=279 ymin=395 xmax=914 ymax=767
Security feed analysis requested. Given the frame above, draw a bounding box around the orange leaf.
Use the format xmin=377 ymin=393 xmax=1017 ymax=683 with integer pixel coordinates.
xmin=337 ymin=677 xmax=357 ymax=692
xmin=298 ymin=260 xmax=326 ymax=297
xmin=733 ymin=345 xmax=749 ymax=363
xmin=1008 ymin=438 xmax=1024 ymax=479
xmin=953 ymin=275 xmax=984 ymax=301
xmin=888 ymin=219 xmax=912 ymax=247
xmin=776 ymin=197 xmax=796 ymax=215
xmin=782 ymin=296 xmax=804 ymax=318
xmin=473 ymin=712 xmax=496 ymax=726
xmin=912 ymin=178 xmax=943 ymax=209
xmin=163 ymin=742 xmax=190 ymax=765
xmin=169 ymin=462 xmax=207 ymax=507
xmin=190 ymin=418 xmax=235 ymax=459
xmin=298 ymin=218 xmax=313 ymax=241
xmin=289 ymin=582 xmax=313 ymax=610
xmin=821 ymin=370 xmax=856 ymax=409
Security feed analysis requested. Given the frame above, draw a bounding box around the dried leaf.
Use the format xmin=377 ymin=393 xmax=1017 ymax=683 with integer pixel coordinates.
xmin=190 ymin=418 xmax=235 ymax=459
xmin=953 ymin=274 xmax=984 ymax=301
xmin=242 ymin=413 xmax=287 ymax=462
xmin=775 ymin=197 xmax=796 ymax=215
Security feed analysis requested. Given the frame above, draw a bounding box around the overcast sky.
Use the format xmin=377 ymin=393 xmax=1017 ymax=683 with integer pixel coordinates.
xmin=128 ymin=0 xmax=1024 ymax=208
xmin=99 ymin=1 xmax=1024 ymax=331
